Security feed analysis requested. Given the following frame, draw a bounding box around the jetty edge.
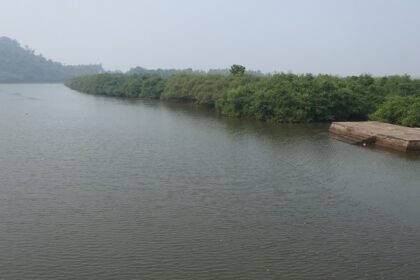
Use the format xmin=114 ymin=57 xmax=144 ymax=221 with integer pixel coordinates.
xmin=329 ymin=121 xmax=420 ymax=152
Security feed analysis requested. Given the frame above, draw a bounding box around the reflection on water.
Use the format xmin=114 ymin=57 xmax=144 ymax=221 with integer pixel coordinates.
xmin=1 ymin=84 xmax=420 ymax=280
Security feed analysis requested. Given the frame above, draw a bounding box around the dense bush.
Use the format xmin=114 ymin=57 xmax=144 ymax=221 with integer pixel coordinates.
xmin=65 ymin=73 xmax=165 ymax=98
xmin=370 ymin=96 xmax=420 ymax=127
xmin=215 ymin=74 xmax=378 ymax=122
xmin=161 ymin=74 xmax=260 ymax=106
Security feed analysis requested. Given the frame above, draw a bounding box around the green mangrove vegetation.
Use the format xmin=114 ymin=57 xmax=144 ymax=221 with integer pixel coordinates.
xmin=370 ymin=96 xmax=420 ymax=127
xmin=65 ymin=65 xmax=420 ymax=127
xmin=65 ymin=73 xmax=165 ymax=98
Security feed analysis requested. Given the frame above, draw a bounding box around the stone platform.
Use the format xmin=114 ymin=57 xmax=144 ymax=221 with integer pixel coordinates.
xmin=329 ymin=121 xmax=420 ymax=152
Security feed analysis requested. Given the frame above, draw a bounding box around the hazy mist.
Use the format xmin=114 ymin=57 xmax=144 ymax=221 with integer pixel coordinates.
xmin=1 ymin=0 xmax=420 ymax=75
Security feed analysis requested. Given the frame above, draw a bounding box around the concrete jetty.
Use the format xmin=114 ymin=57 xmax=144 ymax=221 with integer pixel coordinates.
xmin=329 ymin=121 xmax=420 ymax=152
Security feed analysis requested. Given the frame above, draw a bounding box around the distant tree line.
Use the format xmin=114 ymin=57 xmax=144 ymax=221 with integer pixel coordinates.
xmin=0 ymin=37 xmax=103 ymax=82
xmin=127 ymin=66 xmax=265 ymax=77
xmin=65 ymin=65 xmax=420 ymax=127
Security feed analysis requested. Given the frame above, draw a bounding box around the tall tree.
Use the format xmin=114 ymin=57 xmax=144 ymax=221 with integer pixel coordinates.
xmin=230 ymin=64 xmax=246 ymax=76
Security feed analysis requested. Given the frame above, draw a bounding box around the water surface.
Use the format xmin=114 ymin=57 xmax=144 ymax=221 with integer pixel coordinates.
xmin=1 ymin=84 xmax=420 ymax=279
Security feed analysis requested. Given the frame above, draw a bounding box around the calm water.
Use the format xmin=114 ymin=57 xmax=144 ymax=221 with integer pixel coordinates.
xmin=1 ymin=84 xmax=420 ymax=279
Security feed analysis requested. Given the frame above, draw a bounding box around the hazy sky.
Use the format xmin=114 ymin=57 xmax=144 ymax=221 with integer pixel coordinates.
xmin=1 ymin=0 xmax=420 ymax=75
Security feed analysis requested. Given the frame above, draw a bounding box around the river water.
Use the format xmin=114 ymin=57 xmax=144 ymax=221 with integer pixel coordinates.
xmin=1 ymin=84 xmax=420 ymax=279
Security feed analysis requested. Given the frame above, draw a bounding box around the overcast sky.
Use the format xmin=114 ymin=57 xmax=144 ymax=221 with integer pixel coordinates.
xmin=1 ymin=0 xmax=420 ymax=75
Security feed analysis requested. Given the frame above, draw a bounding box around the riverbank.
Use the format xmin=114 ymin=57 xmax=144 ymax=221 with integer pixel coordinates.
xmin=65 ymin=72 xmax=420 ymax=126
